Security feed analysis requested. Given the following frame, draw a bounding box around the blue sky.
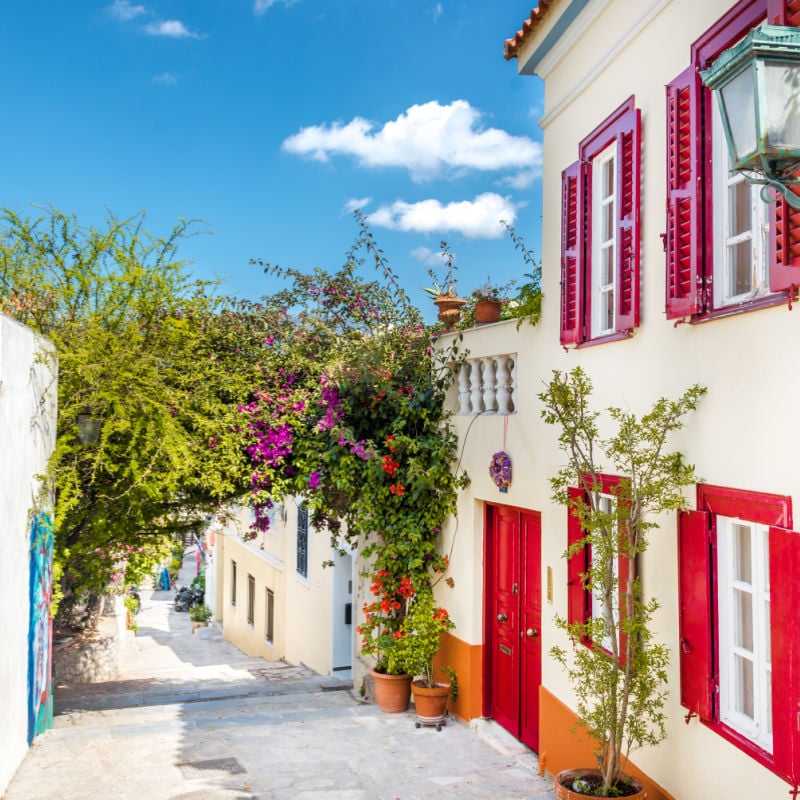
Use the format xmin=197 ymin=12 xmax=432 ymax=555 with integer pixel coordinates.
xmin=1 ymin=1 xmax=544 ymax=314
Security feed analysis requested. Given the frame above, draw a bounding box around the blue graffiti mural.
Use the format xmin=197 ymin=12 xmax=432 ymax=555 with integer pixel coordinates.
xmin=27 ymin=512 xmax=54 ymax=743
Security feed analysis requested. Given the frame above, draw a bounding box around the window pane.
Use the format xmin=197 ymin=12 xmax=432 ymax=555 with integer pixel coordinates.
xmin=733 ymin=523 xmax=752 ymax=583
xmin=735 ymin=654 xmax=755 ymax=719
xmin=727 ymin=240 xmax=753 ymax=296
xmin=764 ymin=599 xmax=771 ymax=656
xmin=728 ymin=180 xmax=752 ymax=237
xmin=603 ymin=159 xmax=614 ymax=199
xmin=603 ymin=290 xmax=614 ymax=331
xmin=734 ymin=588 xmax=753 ymax=651
xmin=766 ymin=670 xmax=773 ymax=734
xmin=602 ymin=204 xmax=614 ymax=242
xmin=602 ymin=247 xmax=614 ymax=286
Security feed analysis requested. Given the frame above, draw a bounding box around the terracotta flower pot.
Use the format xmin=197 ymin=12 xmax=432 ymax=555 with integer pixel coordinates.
xmin=411 ymin=680 xmax=450 ymax=720
xmin=433 ymin=295 xmax=466 ymax=330
xmin=474 ymin=299 xmax=502 ymax=324
xmin=553 ymin=769 xmax=646 ymax=799
xmin=371 ymin=669 xmax=412 ymax=713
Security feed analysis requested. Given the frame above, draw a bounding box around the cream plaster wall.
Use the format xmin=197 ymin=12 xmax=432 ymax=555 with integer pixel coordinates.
xmin=440 ymin=1 xmax=796 ymax=796
xmin=214 ymin=500 xmax=343 ymax=677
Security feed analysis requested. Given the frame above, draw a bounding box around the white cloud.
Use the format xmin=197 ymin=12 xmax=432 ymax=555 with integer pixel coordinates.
xmin=254 ymin=0 xmax=297 ymax=16
xmin=497 ymin=169 xmax=539 ymax=190
xmin=433 ymin=3 xmax=443 ymax=22
xmin=368 ymin=193 xmax=516 ymax=239
xmin=282 ymin=100 xmax=541 ymax=182
xmin=145 ymin=20 xmax=203 ymax=38
xmin=411 ymin=246 xmax=448 ymax=267
xmin=107 ymin=0 xmax=146 ymax=21
xmin=342 ymin=197 xmax=372 ymax=214
xmin=153 ymin=72 xmax=178 ymax=85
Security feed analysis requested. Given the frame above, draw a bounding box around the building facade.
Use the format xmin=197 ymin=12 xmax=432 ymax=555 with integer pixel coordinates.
xmin=209 ymin=501 xmax=355 ymax=679
xmin=428 ymin=2 xmax=800 ymax=798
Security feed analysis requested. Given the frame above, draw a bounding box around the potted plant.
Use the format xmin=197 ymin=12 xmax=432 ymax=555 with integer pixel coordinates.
xmin=358 ymin=570 xmax=414 ymax=712
xmin=539 ymin=367 xmax=705 ymax=798
xmin=189 ymin=603 xmax=212 ymax=633
xmin=393 ymin=586 xmax=456 ymax=722
xmin=422 ymin=243 xmax=466 ymax=330
xmin=467 ymin=277 xmax=516 ymax=325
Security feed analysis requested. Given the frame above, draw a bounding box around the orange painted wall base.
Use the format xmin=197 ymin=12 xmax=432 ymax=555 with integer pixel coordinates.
xmin=432 ymin=631 xmax=483 ymax=721
xmin=539 ymin=687 xmax=675 ymax=800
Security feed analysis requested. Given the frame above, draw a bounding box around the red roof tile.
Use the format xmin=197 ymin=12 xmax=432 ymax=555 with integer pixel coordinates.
xmin=503 ymin=2 xmax=556 ymax=61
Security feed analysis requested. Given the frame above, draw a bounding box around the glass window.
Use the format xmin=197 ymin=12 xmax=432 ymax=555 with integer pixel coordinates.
xmin=717 ymin=516 xmax=772 ymax=752
xmin=265 ymin=588 xmax=274 ymax=644
xmin=247 ymin=574 xmax=255 ymax=625
xmin=592 ymin=144 xmax=617 ymax=337
xmin=713 ymin=100 xmax=771 ymax=309
xmin=297 ymin=506 xmax=309 ymax=578
xmin=231 ymin=560 xmax=237 ymax=606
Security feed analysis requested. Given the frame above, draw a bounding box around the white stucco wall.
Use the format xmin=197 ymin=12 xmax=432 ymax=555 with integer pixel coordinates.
xmin=442 ymin=1 xmax=797 ymax=797
xmin=0 ymin=315 xmax=57 ymax=795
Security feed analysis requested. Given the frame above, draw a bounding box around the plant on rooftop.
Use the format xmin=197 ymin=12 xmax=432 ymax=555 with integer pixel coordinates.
xmin=540 ymin=367 xmax=705 ymax=797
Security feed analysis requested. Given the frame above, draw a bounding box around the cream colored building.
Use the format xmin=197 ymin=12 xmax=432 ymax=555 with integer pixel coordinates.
xmin=208 ymin=501 xmax=355 ymax=679
xmin=425 ymin=2 xmax=800 ymax=799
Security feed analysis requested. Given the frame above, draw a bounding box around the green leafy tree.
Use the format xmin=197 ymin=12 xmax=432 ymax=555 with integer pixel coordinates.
xmin=0 ymin=207 xmax=259 ymax=625
xmin=539 ymin=367 xmax=705 ymax=796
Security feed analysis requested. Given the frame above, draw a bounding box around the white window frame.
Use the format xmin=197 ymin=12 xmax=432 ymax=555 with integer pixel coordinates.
xmin=591 ymin=143 xmax=617 ymax=338
xmin=591 ymin=491 xmax=619 ymax=653
xmin=712 ymin=101 xmax=771 ymax=309
xmin=716 ymin=515 xmax=772 ymax=753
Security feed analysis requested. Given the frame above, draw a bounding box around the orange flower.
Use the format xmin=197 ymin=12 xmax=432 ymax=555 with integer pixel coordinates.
xmin=390 ymin=483 xmax=406 ymax=496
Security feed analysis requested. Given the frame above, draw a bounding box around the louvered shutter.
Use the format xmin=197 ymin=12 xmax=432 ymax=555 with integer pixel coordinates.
xmin=677 ymin=509 xmax=714 ymax=721
xmin=769 ymin=188 xmax=800 ymax=292
xmin=666 ymin=66 xmax=703 ymax=319
xmin=770 ymin=0 xmax=800 ymax=26
xmin=769 ymin=526 xmax=800 ymax=787
xmin=566 ymin=486 xmax=587 ymax=627
xmin=561 ymin=161 xmax=583 ymax=345
xmin=615 ymin=108 xmax=641 ymax=333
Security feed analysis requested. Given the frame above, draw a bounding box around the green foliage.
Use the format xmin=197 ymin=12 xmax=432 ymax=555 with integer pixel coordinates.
xmin=189 ymin=603 xmax=212 ymax=623
xmin=501 ymin=221 xmax=542 ymax=329
xmin=123 ymin=593 xmax=139 ymax=633
xmin=244 ymin=212 xmax=469 ymax=669
xmin=539 ymin=367 xmax=705 ymax=796
xmin=191 ymin=571 xmax=205 ymax=592
xmin=0 ymin=207 xmax=260 ymax=628
xmin=392 ymin=587 xmax=455 ymax=687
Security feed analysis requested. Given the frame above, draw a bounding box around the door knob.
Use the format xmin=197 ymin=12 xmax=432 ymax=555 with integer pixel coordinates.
xmin=497 ymin=613 xmax=507 ymax=622
xmin=526 ymin=628 xmax=539 ymax=638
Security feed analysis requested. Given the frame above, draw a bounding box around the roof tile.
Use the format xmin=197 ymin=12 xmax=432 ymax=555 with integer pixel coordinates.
xmin=503 ymin=2 xmax=555 ymax=61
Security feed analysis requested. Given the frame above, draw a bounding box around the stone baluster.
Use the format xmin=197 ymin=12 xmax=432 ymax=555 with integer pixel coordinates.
xmin=509 ymin=356 xmax=518 ymax=413
xmin=481 ymin=358 xmax=498 ymax=413
xmin=458 ymin=362 xmax=472 ymax=414
xmin=495 ymin=357 xmax=512 ymax=415
xmin=469 ymin=358 xmax=484 ymax=414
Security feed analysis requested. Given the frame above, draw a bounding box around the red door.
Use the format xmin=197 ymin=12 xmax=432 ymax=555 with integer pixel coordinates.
xmin=486 ymin=504 xmax=541 ymax=751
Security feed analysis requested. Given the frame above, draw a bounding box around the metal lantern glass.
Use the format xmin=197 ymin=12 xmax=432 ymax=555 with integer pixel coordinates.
xmin=700 ymin=24 xmax=800 ymax=209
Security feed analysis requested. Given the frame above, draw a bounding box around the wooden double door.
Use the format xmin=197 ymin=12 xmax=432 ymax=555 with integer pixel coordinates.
xmin=485 ymin=504 xmax=541 ymax=751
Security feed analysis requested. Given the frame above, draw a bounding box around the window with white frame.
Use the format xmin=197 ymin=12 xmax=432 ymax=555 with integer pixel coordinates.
xmin=591 ymin=146 xmax=617 ymax=337
xmin=247 ymin=574 xmax=256 ymax=626
xmin=591 ymin=492 xmax=620 ymax=653
xmin=560 ymin=97 xmax=641 ymax=346
xmin=231 ymin=559 xmax=237 ymax=606
xmin=265 ymin=587 xmax=274 ymax=644
xmin=712 ymin=95 xmax=771 ymax=309
xmin=716 ymin=516 xmax=772 ymax=752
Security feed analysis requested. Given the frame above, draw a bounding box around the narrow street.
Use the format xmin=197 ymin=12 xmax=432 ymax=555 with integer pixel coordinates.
xmin=5 ymin=550 xmax=556 ymax=800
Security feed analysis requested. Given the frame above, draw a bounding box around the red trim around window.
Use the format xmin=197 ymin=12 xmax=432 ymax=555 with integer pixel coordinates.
xmin=560 ymin=98 xmax=640 ymax=346
xmin=680 ymin=483 xmax=798 ymax=787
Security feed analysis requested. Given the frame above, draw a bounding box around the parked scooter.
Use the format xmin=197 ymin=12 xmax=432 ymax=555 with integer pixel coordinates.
xmin=174 ymin=585 xmax=204 ymax=612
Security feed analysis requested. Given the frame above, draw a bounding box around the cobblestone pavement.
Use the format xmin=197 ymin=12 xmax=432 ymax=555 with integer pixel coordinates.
xmin=5 ymin=549 xmax=557 ymax=800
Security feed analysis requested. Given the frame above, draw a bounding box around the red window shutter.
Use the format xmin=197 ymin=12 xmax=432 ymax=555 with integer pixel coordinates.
xmin=561 ymin=161 xmax=584 ymax=345
xmin=677 ymin=509 xmax=714 ymax=721
xmin=615 ymin=108 xmax=641 ymax=333
xmin=769 ymin=526 xmax=800 ymax=787
xmin=769 ymin=187 xmax=800 ymax=293
xmin=567 ymin=486 xmax=587 ymax=626
xmin=665 ymin=66 xmax=703 ymax=319
xmin=771 ymin=0 xmax=800 ymax=26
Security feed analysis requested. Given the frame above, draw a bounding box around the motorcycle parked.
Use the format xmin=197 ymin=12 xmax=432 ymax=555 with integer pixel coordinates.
xmin=174 ymin=585 xmax=204 ymax=612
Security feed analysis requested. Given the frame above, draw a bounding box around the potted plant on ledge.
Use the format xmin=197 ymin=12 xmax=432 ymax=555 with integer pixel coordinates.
xmin=539 ymin=367 xmax=705 ymax=799
xmin=394 ymin=586 xmax=456 ymax=727
xmin=422 ymin=243 xmax=466 ymax=330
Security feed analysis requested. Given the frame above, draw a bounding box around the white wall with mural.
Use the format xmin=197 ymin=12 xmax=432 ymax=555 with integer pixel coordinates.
xmin=0 ymin=314 xmax=57 ymax=795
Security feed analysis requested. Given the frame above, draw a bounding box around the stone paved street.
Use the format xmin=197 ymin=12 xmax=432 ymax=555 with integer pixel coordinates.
xmin=5 ymin=550 xmax=557 ymax=800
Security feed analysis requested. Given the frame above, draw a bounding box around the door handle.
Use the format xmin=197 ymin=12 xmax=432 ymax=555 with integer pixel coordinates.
xmin=526 ymin=628 xmax=539 ymax=638
xmin=497 ymin=613 xmax=507 ymax=622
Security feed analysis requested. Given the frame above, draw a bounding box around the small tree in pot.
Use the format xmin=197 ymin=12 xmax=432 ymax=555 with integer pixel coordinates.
xmin=539 ymin=367 xmax=705 ymax=798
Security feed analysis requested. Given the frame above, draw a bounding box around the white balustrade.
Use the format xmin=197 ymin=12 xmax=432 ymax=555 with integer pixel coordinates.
xmin=455 ymin=354 xmax=516 ymax=415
